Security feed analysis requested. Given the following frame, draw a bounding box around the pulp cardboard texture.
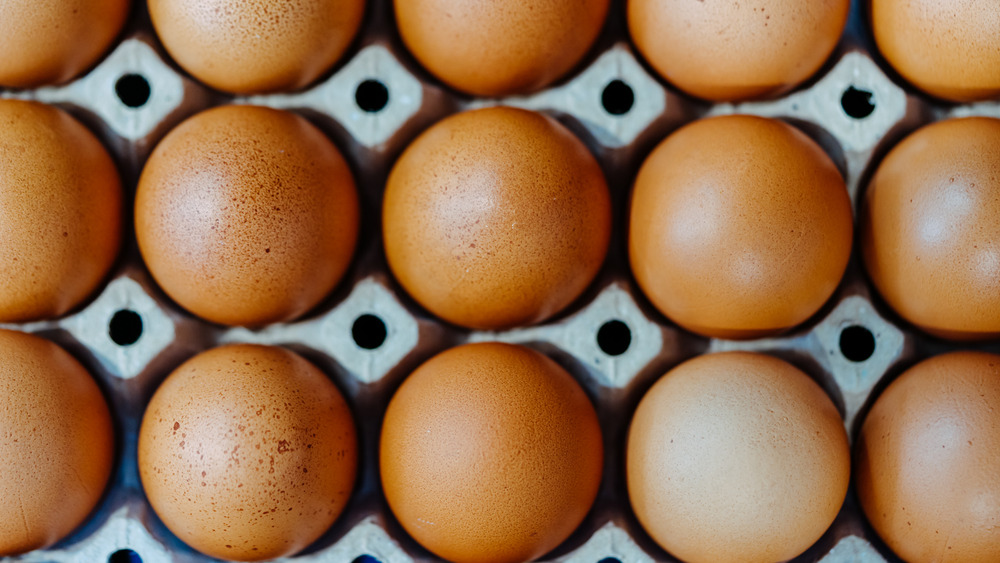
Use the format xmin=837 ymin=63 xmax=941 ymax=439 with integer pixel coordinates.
xmin=2 ymin=1 xmax=999 ymax=562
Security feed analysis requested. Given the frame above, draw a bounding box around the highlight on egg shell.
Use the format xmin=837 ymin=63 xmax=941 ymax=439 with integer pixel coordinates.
xmin=862 ymin=116 xmax=1000 ymax=340
xmin=383 ymin=106 xmax=612 ymax=331
xmin=138 ymin=344 xmax=358 ymax=562
xmin=627 ymin=351 xmax=850 ymax=563
xmin=0 ymin=329 xmax=115 ymax=556
xmin=0 ymin=99 xmax=123 ymax=323
xmin=856 ymin=351 xmax=1000 ymax=563
xmin=629 ymin=114 xmax=852 ymax=339
xmin=380 ymin=342 xmax=603 ymax=563
xmin=135 ymin=104 xmax=360 ymax=327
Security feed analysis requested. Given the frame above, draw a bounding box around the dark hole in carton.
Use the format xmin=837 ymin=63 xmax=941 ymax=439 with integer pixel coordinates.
xmin=602 ymin=80 xmax=634 ymax=115
xmin=355 ymin=79 xmax=389 ymax=113
xmin=109 ymin=310 xmax=143 ymax=346
xmin=841 ymin=86 xmax=875 ymax=119
xmin=839 ymin=325 xmax=875 ymax=362
xmin=352 ymin=314 xmax=387 ymax=349
xmin=598 ymin=558 xmax=623 ymax=563
xmin=108 ymin=549 xmax=142 ymax=563
xmin=352 ymin=556 xmax=381 ymax=563
xmin=115 ymin=74 xmax=151 ymax=108
xmin=597 ymin=320 xmax=631 ymax=356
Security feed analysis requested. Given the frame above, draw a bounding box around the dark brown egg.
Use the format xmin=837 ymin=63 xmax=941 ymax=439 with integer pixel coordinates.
xmin=627 ymin=351 xmax=850 ymax=563
xmin=380 ymin=342 xmax=603 ymax=563
xmin=0 ymin=100 xmax=122 ymax=323
xmin=856 ymin=351 xmax=1000 ymax=563
xmin=862 ymin=117 xmax=1000 ymax=340
xmin=383 ymin=106 xmax=611 ymax=330
xmin=135 ymin=105 xmax=359 ymax=327
xmin=138 ymin=344 xmax=357 ymax=562
xmin=629 ymin=115 xmax=852 ymax=339
xmin=0 ymin=329 xmax=114 ymax=556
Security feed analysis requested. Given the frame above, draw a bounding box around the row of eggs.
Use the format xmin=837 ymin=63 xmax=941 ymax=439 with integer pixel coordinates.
xmin=2 ymin=99 xmax=1000 ymax=341
xmin=3 ymin=330 xmax=998 ymax=563
xmin=1 ymin=0 xmax=998 ymax=103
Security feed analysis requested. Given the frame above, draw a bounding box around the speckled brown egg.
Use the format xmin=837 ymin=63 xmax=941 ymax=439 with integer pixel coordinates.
xmin=862 ymin=117 xmax=1000 ymax=340
xmin=0 ymin=329 xmax=114 ymax=556
xmin=138 ymin=344 xmax=357 ymax=562
xmin=380 ymin=342 xmax=603 ymax=563
xmin=395 ymin=0 xmax=609 ymax=97
xmin=627 ymin=351 xmax=850 ymax=563
xmin=629 ymin=115 xmax=852 ymax=339
xmin=383 ymin=107 xmax=611 ymax=330
xmin=0 ymin=0 xmax=129 ymax=88
xmin=628 ymin=0 xmax=849 ymax=101
xmin=856 ymin=351 xmax=1000 ymax=563
xmin=0 ymin=100 xmax=122 ymax=323
xmin=872 ymin=0 xmax=1000 ymax=102
xmin=135 ymin=105 xmax=359 ymax=327
xmin=149 ymin=0 xmax=366 ymax=94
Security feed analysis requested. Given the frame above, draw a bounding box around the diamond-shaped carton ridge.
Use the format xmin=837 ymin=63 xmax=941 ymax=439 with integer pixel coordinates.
xmin=15 ymin=506 xmax=173 ymax=563
xmin=239 ymin=45 xmax=424 ymax=149
xmin=1 ymin=39 xmax=187 ymax=141
xmin=61 ymin=276 xmax=177 ymax=380
xmin=293 ymin=516 xmax=412 ymax=563
xmin=557 ymin=522 xmax=657 ymax=563
xmin=222 ymin=277 xmax=420 ymax=384
xmin=819 ymin=535 xmax=888 ymax=563
xmin=470 ymin=283 xmax=666 ymax=389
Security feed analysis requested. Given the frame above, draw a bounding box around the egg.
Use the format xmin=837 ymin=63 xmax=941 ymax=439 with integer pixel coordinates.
xmin=627 ymin=351 xmax=849 ymax=563
xmin=872 ymin=0 xmax=1000 ymax=102
xmin=0 ymin=100 xmax=122 ymax=323
xmin=394 ymin=0 xmax=609 ymax=97
xmin=0 ymin=329 xmax=114 ymax=556
xmin=862 ymin=117 xmax=1000 ymax=340
xmin=629 ymin=115 xmax=852 ymax=339
xmin=380 ymin=342 xmax=603 ymax=563
xmin=135 ymin=105 xmax=359 ymax=327
xmin=628 ymin=0 xmax=849 ymax=101
xmin=0 ymin=0 xmax=129 ymax=88
xmin=138 ymin=344 xmax=357 ymax=562
xmin=149 ymin=0 xmax=366 ymax=94
xmin=383 ymin=107 xmax=611 ymax=330
xmin=856 ymin=351 xmax=1000 ymax=563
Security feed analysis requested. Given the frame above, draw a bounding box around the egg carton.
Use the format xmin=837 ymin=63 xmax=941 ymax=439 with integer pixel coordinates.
xmin=3 ymin=1 xmax=1000 ymax=562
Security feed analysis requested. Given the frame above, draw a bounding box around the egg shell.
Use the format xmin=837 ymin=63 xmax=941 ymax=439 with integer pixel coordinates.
xmin=383 ymin=106 xmax=611 ymax=330
xmin=0 ymin=100 xmax=123 ymax=323
xmin=149 ymin=0 xmax=366 ymax=94
xmin=628 ymin=114 xmax=852 ymax=339
xmin=0 ymin=0 xmax=129 ymax=88
xmin=138 ymin=344 xmax=358 ymax=562
xmin=872 ymin=0 xmax=1000 ymax=102
xmin=135 ymin=105 xmax=360 ymax=327
xmin=861 ymin=117 xmax=1000 ymax=340
xmin=627 ymin=351 xmax=850 ymax=563
xmin=394 ymin=0 xmax=609 ymax=97
xmin=0 ymin=329 xmax=114 ymax=556
xmin=856 ymin=351 xmax=1000 ymax=563
xmin=380 ymin=342 xmax=603 ymax=563
xmin=628 ymin=0 xmax=849 ymax=102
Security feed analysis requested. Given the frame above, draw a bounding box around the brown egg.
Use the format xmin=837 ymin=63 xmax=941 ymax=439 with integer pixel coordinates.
xmin=0 ymin=100 xmax=122 ymax=323
xmin=627 ymin=351 xmax=850 ymax=563
xmin=872 ymin=0 xmax=1000 ymax=102
xmin=0 ymin=0 xmax=129 ymax=88
xmin=862 ymin=117 xmax=1000 ymax=340
xmin=135 ymin=105 xmax=359 ymax=327
xmin=856 ymin=351 xmax=1000 ymax=563
xmin=629 ymin=115 xmax=852 ymax=339
xmin=395 ymin=0 xmax=609 ymax=97
xmin=138 ymin=344 xmax=357 ymax=562
xmin=380 ymin=342 xmax=603 ymax=563
xmin=149 ymin=0 xmax=366 ymax=94
xmin=0 ymin=329 xmax=114 ymax=556
xmin=628 ymin=0 xmax=849 ymax=101
xmin=383 ymin=107 xmax=611 ymax=330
